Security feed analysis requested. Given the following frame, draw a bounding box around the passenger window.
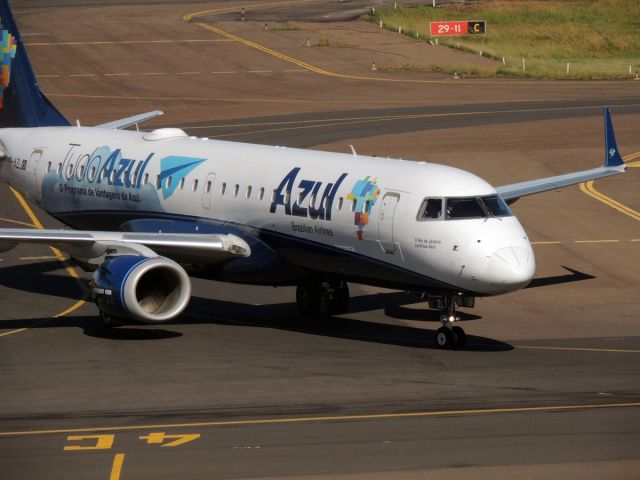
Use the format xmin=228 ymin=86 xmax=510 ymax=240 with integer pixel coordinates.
xmin=143 ymin=173 xmax=149 ymax=185
xmin=57 ymin=163 xmax=62 ymax=174
xmin=221 ymin=183 xmax=227 ymax=195
xmin=259 ymin=187 xmax=265 ymax=200
xmin=363 ymin=200 xmax=370 ymax=213
xmin=417 ymin=198 xmax=443 ymax=221
xmin=166 ymin=176 xmax=172 ymax=189
xmin=155 ymin=175 xmax=161 ymax=189
xmin=246 ymin=186 xmax=252 ymax=199
xmin=46 ymin=161 xmax=51 ymax=173
xmin=351 ymin=199 xmax=357 ymax=212
xmin=91 ymin=166 xmax=97 ymax=179
xmin=110 ymin=170 xmax=116 ymax=183
xmin=338 ymin=197 xmax=343 ymax=210
xmin=271 ymin=190 xmax=276 ymax=203
xmin=179 ymin=178 xmax=185 ymax=190
xmin=193 ymin=179 xmax=199 ymax=192
xmin=233 ymin=184 xmax=239 ymax=197
xmin=206 ymin=181 xmax=212 ymax=193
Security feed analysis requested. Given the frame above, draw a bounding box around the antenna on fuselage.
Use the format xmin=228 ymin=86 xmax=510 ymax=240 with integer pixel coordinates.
xmin=349 ymin=145 xmax=357 ymax=158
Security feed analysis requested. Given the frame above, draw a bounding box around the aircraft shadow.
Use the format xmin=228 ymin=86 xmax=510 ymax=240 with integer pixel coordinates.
xmin=181 ymin=296 xmax=510 ymax=352
xmin=526 ymin=266 xmax=596 ymax=289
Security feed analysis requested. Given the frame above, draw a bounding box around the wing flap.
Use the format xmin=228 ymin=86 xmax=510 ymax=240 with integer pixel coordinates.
xmin=497 ymin=107 xmax=627 ymax=202
xmin=0 ymin=229 xmax=250 ymax=264
xmin=497 ymin=165 xmax=625 ymax=201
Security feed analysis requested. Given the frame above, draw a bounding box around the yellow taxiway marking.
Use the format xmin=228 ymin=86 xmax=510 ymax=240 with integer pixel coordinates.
xmin=0 ymin=216 xmax=36 ymax=228
xmin=514 ymin=345 xmax=640 ymax=354
xmin=574 ymin=239 xmax=620 ymax=244
xmin=185 ymin=5 xmax=632 ymax=87
xmin=110 ymin=454 xmax=125 ymax=480
xmin=0 ymin=299 xmax=86 ymax=338
xmin=0 ymin=402 xmax=638 ymax=438
xmin=579 ymin=152 xmax=640 ymax=222
xmin=0 ymin=189 xmax=86 ymax=338
xmin=26 ymin=39 xmax=232 ymax=46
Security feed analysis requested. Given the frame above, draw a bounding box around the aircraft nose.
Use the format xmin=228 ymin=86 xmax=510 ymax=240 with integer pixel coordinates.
xmin=486 ymin=246 xmax=535 ymax=292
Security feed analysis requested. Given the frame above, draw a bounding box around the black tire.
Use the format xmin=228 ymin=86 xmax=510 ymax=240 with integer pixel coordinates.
xmin=326 ymin=280 xmax=350 ymax=315
xmin=452 ymin=326 xmax=466 ymax=349
xmin=435 ymin=326 xmax=457 ymax=349
xmin=296 ymin=281 xmax=321 ymax=317
xmin=99 ymin=310 xmax=124 ymax=328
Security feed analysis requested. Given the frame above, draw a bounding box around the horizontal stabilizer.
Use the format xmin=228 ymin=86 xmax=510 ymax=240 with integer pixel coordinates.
xmin=96 ymin=110 xmax=164 ymax=130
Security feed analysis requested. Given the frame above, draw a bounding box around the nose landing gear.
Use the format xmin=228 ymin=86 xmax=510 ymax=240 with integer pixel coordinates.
xmin=433 ymin=295 xmax=466 ymax=350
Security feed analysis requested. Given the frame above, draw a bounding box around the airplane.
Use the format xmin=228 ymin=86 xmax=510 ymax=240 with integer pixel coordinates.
xmin=0 ymin=0 xmax=629 ymax=349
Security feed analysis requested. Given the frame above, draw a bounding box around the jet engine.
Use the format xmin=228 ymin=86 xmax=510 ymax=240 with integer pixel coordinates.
xmin=92 ymin=255 xmax=191 ymax=324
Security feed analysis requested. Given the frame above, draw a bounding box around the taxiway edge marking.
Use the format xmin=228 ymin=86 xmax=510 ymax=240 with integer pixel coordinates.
xmin=1 ymin=402 xmax=639 ymax=437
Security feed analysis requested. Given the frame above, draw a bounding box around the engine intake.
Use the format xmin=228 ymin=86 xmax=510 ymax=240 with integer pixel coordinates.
xmin=93 ymin=255 xmax=191 ymax=323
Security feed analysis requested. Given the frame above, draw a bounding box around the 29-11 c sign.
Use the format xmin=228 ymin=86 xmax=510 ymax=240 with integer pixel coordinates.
xmin=430 ymin=20 xmax=486 ymax=36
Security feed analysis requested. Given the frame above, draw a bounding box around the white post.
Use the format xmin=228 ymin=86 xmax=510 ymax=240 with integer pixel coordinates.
xmin=629 ymin=65 xmax=633 ymax=76
xmin=502 ymin=56 xmax=506 ymax=65
xmin=399 ymin=26 xmax=402 ymax=34
xmin=394 ymin=2 xmax=397 ymax=9
xmin=415 ymin=31 xmax=419 ymax=38
xmin=372 ymin=61 xmax=377 ymax=71
xmin=379 ymin=20 xmax=382 ymax=28
xmin=479 ymin=50 xmax=483 ymax=56
xmin=435 ymin=37 xmax=438 ymax=45
xmin=433 ymin=0 xmax=436 ymax=6
xmin=522 ymin=57 xmax=526 ymax=72
xmin=566 ymin=62 xmax=570 ymax=74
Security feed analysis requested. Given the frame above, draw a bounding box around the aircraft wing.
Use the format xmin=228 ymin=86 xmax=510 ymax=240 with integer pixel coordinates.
xmin=497 ymin=108 xmax=627 ymax=202
xmin=0 ymin=229 xmax=251 ymax=264
xmin=95 ymin=110 xmax=164 ymax=130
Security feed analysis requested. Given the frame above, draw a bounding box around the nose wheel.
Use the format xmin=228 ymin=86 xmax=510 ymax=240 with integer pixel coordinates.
xmin=434 ymin=295 xmax=466 ymax=349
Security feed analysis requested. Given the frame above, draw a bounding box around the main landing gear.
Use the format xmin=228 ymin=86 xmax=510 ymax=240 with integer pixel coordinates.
xmin=296 ymin=280 xmax=350 ymax=317
xmin=433 ymin=295 xmax=466 ymax=350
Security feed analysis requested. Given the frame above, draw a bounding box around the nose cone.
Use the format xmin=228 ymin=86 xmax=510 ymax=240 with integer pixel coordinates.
xmin=486 ymin=246 xmax=535 ymax=293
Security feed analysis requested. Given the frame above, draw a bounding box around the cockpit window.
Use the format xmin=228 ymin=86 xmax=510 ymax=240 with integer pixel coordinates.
xmin=481 ymin=195 xmax=512 ymax=217
xmin=445 ymin=197 xmax=485 ymax=219
xmin=445 ymin=195 xmax=513 ymax=220
xmin=417 ymin=198 xmax=443 ymax=221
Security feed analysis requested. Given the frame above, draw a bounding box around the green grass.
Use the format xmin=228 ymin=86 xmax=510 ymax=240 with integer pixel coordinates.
xmin=370 ymin=0 xmax=640 ymax=79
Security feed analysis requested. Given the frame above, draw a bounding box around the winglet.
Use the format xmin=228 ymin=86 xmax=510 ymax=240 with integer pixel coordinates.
xmin=604 ymin=107 xmax=624 ymax=168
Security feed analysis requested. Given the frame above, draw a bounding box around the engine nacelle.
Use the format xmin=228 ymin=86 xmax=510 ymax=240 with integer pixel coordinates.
xmin=92 ymin=255 xmax=191 ymax=324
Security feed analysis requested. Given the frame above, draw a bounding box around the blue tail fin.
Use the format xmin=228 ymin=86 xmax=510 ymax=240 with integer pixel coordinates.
xmin=0 ymin=0 xmax=68 ymax=127
xmin=604 ymin=107 xmax=624 ymax=168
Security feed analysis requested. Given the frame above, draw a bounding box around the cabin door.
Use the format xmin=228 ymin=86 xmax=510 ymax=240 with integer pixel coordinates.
xmin=378 ymin=192 xmax=400 ymax=254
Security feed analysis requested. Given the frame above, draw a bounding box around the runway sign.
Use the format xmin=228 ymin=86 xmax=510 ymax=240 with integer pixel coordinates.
xmin=430 ymin=20 xmax=486 ymax=36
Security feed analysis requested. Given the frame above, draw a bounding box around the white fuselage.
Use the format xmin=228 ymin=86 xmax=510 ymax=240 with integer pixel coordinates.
xmin=0 ymin=126 xmax=535 ymax=295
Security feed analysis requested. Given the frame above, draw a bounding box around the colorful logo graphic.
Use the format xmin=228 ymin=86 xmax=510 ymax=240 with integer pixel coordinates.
xmin=347 ymin=176 xmax=380 ymax=240
xmin=0 ymin=24 xmax=17 ymax=109
xmin=159 ymin=155 xmax=206 ymax=199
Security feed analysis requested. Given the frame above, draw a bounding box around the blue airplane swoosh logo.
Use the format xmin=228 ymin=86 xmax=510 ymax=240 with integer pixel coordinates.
xmin=159 ymin=155 xmax=206 ymax=199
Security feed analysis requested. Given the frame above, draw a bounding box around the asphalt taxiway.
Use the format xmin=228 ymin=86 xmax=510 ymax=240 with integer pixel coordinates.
xmin=1 ymin=1 xmax=639 ymax=479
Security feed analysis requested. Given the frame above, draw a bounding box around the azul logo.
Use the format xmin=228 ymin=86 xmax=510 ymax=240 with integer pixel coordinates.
xmin=159 ymin=155 xmax=205 ymax=199
xmin=59 ymin=144 xmax=205 ymax=200
xmin=347 ymin=176 xmax=380 ymax=240
xmin=0 ymin=26 xmax=17 ymax=109
xmin=60 ymin=144 xmax=152 ymax=188
xmin=270 ymin=167 xmax=347 ymax=221
xmin=609 ymin=147 xmax=616 ymax=159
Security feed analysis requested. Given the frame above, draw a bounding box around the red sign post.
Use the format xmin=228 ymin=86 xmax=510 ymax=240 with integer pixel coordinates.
xmin=430 ymin=20 xmax=485 ymax=37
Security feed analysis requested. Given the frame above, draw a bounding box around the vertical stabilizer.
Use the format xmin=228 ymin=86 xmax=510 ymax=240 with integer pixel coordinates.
xmin=0 ymin=0 xmax=68 ymax=127
xmin=604 ymin=108 xmax=624 ymax=168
